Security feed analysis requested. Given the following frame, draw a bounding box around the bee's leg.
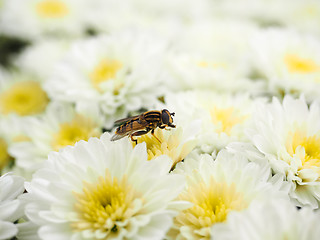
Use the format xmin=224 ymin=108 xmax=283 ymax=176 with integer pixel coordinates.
xmin=159 ymin=124 xmax=174 ymax=131
xmin=130 ymin=135 xmax=138 ymax=145
xmin=131 ymin=129 xmax=151 ymax=145
xmin=151 ymin=129 xmax=162 ymax=143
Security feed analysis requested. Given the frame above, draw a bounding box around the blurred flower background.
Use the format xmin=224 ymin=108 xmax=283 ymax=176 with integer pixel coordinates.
xmin=0 ymin=0 xmax=320 ymax=239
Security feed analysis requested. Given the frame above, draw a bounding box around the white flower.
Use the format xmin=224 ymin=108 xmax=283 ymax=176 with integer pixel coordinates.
xmin=164 ymin=20 xmax=263 ymax=93
xmin=0 ymin=173 xmax=25 ymax=240
xmin=248 ymin=95 xmax=320 ymax=208
xmin=129 ymin=0 xmax=212 ymax=23
xmin=88 ymin=0 xmax=212 ymax=37
xmin=167 ymin=150 xmax=288 ymax=240
xmin=251 ymin=28 xmax=320 ymax=101
xmin=14 ymin=39 xmax=70 ymax=79
xmin=164 ymin=91 xmax=263 ymax=154
xmin=22 ymin=133 xmax=187 ymax=240
xmin=211 ymin=198 xmax=320 ymax=240
xmin=211 ymin=0 xmax=290 ymax=26
xmin=275 ymin=0 xmax=320 ymax=36
xmin=9 ymin=101 xmax=104 ymax=179
xmin=0 ymin=0 xmax=91 ymax=40
xmin=44 ymin=30 xmax=168 ymax=128
xmin=172 ymin=19 xmax=257 ymax=55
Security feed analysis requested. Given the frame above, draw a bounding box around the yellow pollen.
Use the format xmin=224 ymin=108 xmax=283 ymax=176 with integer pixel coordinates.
xmin=135 ymin=128 xmax=195 ymax=170
xmin=71 ymin=170 xmax=141 ymax=237
xmin=0 ymin=81 xmax=49 ymax=116
xmin=0 ymin=137 xmax=12 ymax=171
xmin=286 ymin=130 xmax=320 ymax=174
xmin=210 ymin=107 xmax=247 ymax=135
xmin=36 ymin=0 xmax=69 ymax=18
xmin=284 ymin=53 xmax=319 ymax=74
xmin=90 ymin=59 xmax=122 ymax=91
xmin=175 ymin=177 xmax=248 ymax=239
xmin=52 ymin=115 xmax=100 ymax=151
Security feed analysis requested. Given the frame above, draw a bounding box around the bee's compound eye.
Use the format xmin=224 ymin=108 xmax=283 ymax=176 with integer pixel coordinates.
xmin=161 ymin=109 xmax=170 ymax=124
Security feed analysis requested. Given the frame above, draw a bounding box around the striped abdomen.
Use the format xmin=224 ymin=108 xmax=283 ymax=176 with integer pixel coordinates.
xmin=143 ymin=111 xmax=161 ymax=124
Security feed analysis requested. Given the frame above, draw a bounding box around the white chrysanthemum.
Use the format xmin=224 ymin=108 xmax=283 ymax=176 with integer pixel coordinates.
xmin=9 ymin=102 xmax=103 ymax=179
xmin=211 ymin=198 xmax=320 ymax=240
xmin=0 ymin=173 xmax=25 ymax=240
xmin=212 ymin=0 xmax=320 ymax=36
xmin=165 ymin=91 xmax=262 ymax=154
xmin=211 ymin=0 xmax=290 ymax=26
xmin=167 ymin=150 xmax=288 ymax=240
xmin=0 ymin=0 xmax=91 ymax=39
xmin=172 ymin=19 xmax=258 ymax=56
xmin=88 ymin=0 xmax=212 ymax=38
xmin=44 ymin=31 xmax=167 ymax=128
xmin=275 ymin=0 xmax=320 ymax=36
xmin=14 ymin=39 xmax=70 ymax=79
xmin=0 ymin=69 xmax=49 ymax=117
xmin=22 ymin=133 xmax=187 ymax=240
xmin=251 ymin=28 xmax=320 ymax=101
xmin=129 ymin=0 xmax=212 ymax=23
xmin=164 ymin=20 xmax=263 ymax=93
xmin=248 ymin=95 xmax=320 ymax=208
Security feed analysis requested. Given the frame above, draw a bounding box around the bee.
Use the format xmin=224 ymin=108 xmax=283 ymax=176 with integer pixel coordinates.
xmin=111 ymin=109 xmax=176 ymax=144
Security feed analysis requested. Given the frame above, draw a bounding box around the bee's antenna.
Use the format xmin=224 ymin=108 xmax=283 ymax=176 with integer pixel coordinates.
xmin=171 ymin=112 xmax=175 ymax=116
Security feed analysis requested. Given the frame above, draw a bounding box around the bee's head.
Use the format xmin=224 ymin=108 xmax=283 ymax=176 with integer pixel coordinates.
xmin=161 ymin=109 xmax=175 ymax=128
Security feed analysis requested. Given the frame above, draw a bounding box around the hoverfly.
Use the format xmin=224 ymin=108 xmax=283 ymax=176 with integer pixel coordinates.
xmin=111 ymin=109 xmax=176 ymax=144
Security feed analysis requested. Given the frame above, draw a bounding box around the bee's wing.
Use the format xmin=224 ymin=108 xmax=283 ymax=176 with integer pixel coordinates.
xmin=114 ymin=115 xmax=140 ymax=125
xmin=110 ymin=132 xmax=129 ymax=141
xmin=111 ymin=120 xmax=148 ymax=142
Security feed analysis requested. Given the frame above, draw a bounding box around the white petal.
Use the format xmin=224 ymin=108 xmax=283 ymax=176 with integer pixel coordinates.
xmin=38 ymin=224 xmax=72 ymax=240
xmin=0 ymin=199 xmax=21 ymax=222
xmin=137 ymin=213 xmax=173 ymax=240
xmin=298 ymin=169 xmax=319 ymax=183
xmin=0 ymin=221 xmax=18 ymax=240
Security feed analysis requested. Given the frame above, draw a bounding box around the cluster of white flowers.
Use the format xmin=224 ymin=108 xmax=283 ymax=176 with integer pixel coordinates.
xmin=1 ymin=0 xmax=320 ymax=239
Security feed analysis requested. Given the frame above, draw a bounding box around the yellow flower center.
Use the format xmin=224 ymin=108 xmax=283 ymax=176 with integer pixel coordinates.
xmin=72 ymin=170 xmax=142 ymax=238
xmin=136 ymin=128 xmax=195 ymax=170
xmin=0 ymin=80 xmax=49 ymax=116
xmin=12 ymin=135 xmax=31 ymax=142
xmin=0 ymin=137 xmax=11 ymax=171
xmin=90 ymin=59 xmax=123 ymax=91
xmin=52 ymin=115 xmax=100 ymax=151
xmin=36 ymin=0 xmax=69 ymax=18
xmin=301 ymin=5 xmax=318 ymax=17
xmin=175 ymin=177 xmax=248 ymax=239
xmin=210 ymin=107 xmax=247 ymax=135
xmin=286 ymin=130 xmax=320 ymax=174
xmin=197 ymin=61 xmax=227 ymax=69
xmin=284 ymin=53 xmax=319 ymax=74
